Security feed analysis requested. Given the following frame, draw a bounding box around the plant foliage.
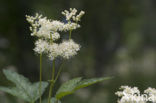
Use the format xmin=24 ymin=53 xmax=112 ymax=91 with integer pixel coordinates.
xmin=55 ymin=77 xmax=112 ymax=99
xmin=0 ymin=69 xmax=48 ymax=102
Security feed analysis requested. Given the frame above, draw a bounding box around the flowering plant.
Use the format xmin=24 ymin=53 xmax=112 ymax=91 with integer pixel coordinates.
xmin=116 ymin=86 xmax=156 ymax=103
xmin=0 ymin=8 xmax=111 ymax=103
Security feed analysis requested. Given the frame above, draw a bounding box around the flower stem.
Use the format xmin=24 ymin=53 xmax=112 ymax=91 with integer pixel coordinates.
xmin=69 ymin=29 xmax=72 ymax=40
xmin=39 ymin=53 xmax=42 ymax=103
xmin=48 ymin=59 xmax=55 ymax=103
xmin=54 ymin=62 xmax=64 ymax=83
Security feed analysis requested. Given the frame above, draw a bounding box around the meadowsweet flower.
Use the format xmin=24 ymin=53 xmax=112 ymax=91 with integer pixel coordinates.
xmin=26 ymin=14 xmax=62 ymax=40
xmin=59 ymin=39 xmax=80 ymax=59
xmin=26 ymin=8 xmax=84 ymax=60
xmin=116 ymin=86 xmax=140 ymax=96
xmin=47 ymin=43 xmax=60 ymax=60
xmin=62 ymin=8 xmax=78 ymax=21
xmin=37 ymin=25 xmax=60 ymax=40
xmin=26 ymin=8 xmax=85 ymax=40
xmin=34 ymin=39 xmax=49 ymax=54
xmin=144 ymin=87 xmax=156 ymax=102
xmin=62 ymin=8 xmax=85 ymax=22
xmin=38 ymin=18 xmax=65 ymax=33
xmin=116 ymin=86 xmax=145 ymax=103
xmin=72 ymin=11 xmax=85 ymax=22
xmin=116 ymin=86 xmax=156 ymax=103
xmin=51 ymin=20 xmax=65 ymax=31
xmin=63 ymin=22 xmax=80 ymax=31
xmin=26 ymin=13 xmax=42 ymax=36
xmin=62 ymin=8 xmax=84 ymax=31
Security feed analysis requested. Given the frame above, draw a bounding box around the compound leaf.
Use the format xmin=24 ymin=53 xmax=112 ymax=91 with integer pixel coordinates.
xmin=0 ymin=69 xmax=48 ymax=102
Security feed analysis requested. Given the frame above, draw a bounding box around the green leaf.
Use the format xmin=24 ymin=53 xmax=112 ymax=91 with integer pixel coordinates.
xmin=55 ymin=77 xmax=112 ymax=99
xmin=0 ymin=86 xmax=30 ymax=101
xmin=30 ymin=82 xmax=48 ymax=101
xmin=42 ymin=97 xmax=61 ymax=103
xmin=55 ymin=77 xmax=82 ymax=99
xmin=75 ymin=77 xmax=112 ymax=90
xmin=0 ymin=69 xmax=48 ymax=102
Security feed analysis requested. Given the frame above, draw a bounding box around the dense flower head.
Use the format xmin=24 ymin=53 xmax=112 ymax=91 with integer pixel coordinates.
xmin=144 ymin=87 xmax=156 ymax=102
xmin=47 ymin=43 xmax=60 ymax=60
xmin=59 ymin=39 xmax=80 ymax=59
xmin=63 ymin=22 xmax=80 ymax=31
xmin=34 ymin=39 xmax=49 ymax=54
xmin=26 ymin=8 xmax=84 ymax=60
xmin=116 ymin=86 xmax=156 ymax=103
xmin=26 ymin=14 xmax=62 ymax=40
xmin=26 ymin=8 xmax=85 ymax=39
xmin=51 ymin=20 xmax=65 ymax=31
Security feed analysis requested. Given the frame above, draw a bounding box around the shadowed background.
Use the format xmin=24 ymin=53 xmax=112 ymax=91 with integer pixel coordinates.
xmin=0 ymin=0 xmax=156 ymax=103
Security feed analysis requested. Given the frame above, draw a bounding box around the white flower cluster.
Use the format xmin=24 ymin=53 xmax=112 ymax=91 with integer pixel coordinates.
xmin=62 ymin=8 xmax=85 ymax=22
xmin=144 ymin=87 xmax=156 ymax=102
xmin=34 ymin=39 xmax=49 ymax=54
xmin=26 ymin=8 xmax=84 ymax=60
xmin=59 ymin=40 xmax=80 ymax=59
xmin=116 ymin=86 xmax=156 ymax=103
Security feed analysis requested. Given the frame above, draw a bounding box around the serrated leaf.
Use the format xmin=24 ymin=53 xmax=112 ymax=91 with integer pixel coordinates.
xmin=75 ymin=77 xmax=112 ymax=90
xmin=0 ymin=69 xmax=48 ymax=102
xmin=55 ymin=77 xmax=82 ymax=99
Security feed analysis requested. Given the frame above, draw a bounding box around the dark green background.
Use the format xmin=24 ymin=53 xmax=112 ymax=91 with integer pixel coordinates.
xmin=0 ymin=0 xmax=156 ymax=103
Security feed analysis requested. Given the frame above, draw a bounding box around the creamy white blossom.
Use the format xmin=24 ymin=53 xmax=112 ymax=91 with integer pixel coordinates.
xmin=26 ymin=15 xmax=62 ymax=40
xmin=37 ymin=26 xmax=60 ymax=41
xmin=26 ymin=8 xmax=84 ymax=60
xmin=62 ymin=8 xmax=85 ymax=22
xmin=47 ymin=43 xmax=60 ymax=60
xmin=63 ymin=22 xmax=80 ymax=31
xmin=26 ymin=8 xmax=85 ymax=40
xmin=116 ymin=86 xmax=156 ymax=103
xmin=38 ymin=18 xmax=65 ymax=32
xmin=72 ymin=11 xmax=85 ymax=22
xmin=51 ymin=20 xmax=65 ymax=31
xmin=26 ymin=13 xmax=41 ymax=36
xmin=34 ymin=39 xmax=49 ymax=54
xmin=116 ymin=86 xmax=145 ymax=103
xmin=33 ymin=39 xmax=81 ymax=60
xmin=62 ymin=8 xmax=78 ymax=21
xmin=62 ymin=8 xmax=84 ymax=31
xmin=59 ymin=39 xmax=80 ymax=59
xmin=144 ymin=87 xmax=156 ymax=102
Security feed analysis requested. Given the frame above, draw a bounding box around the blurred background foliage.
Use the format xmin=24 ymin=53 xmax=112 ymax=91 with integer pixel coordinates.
xmin=0 ymin=0 xmax=156 ymax=103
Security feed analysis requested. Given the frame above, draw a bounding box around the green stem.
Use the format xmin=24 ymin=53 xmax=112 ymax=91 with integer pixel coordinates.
xmin=54 ymin=62 xmax=64 ymax=83
xmin=69 ymin=29 xmax=72 ymax=40
xmin=39 ymin=53 xmax=42 ymax=103
xmin=48 ymin=60 xmax=55 ymax=103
